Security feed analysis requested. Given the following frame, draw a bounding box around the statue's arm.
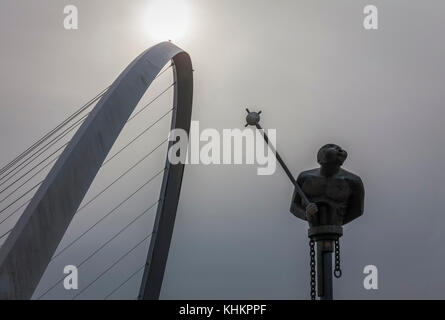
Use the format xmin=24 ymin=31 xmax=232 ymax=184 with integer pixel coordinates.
xmin=343 ymin=176 xmax=365 ymax=225
xmin=290 ymin=173 xmax=308 ymax=221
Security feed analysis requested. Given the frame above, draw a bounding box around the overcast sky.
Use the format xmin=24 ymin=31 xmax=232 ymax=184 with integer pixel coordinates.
xmin=0 ymin=0 xmax=445 ymax=299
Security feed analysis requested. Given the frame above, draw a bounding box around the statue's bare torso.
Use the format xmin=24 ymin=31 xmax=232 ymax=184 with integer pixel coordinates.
xmin=298 ymin=169 xmax=361 ymax=225
xmin=290 ymin=145 xmax=364 ymax=226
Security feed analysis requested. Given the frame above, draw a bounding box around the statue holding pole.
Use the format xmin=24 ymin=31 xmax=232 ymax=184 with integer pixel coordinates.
xmin=245 ymin=109 xmax=365 ymax=300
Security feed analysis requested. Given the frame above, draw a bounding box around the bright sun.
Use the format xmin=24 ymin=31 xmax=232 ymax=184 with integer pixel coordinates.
xmin=141 ymin=0 xmax=191 ymax=42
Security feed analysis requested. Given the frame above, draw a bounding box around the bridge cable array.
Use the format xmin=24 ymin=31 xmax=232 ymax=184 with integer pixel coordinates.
xmin=0 ymin=63 xmax=172 ymax=182
xmin=0 ymin=88 xmax=109 ymax=179
xmin=0 ymin=64 xmax=176 ymax=299
xmin=0 ymin=64 xmax=174 ymax=225
xmin=0 ymin=105 xmax=174 ymax=231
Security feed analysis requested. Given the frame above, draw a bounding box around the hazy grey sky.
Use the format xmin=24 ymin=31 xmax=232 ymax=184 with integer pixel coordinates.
xmin=0 ymin=0 xmax=445 ymax=299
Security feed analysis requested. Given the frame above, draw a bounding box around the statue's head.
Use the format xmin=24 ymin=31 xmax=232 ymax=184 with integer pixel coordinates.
xmin=317 ymin=144 xmax=347 ymax=167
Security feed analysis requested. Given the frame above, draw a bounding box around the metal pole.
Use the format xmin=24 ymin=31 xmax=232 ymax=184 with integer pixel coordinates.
xmin=317 ymin=240 xmax=333 ymax=300
xmin=255 ymin=123 xmax=310 ymax=207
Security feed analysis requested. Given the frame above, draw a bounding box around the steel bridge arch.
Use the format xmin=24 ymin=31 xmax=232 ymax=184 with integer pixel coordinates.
xmin=0 ymin=42 xmax=193 ymax=300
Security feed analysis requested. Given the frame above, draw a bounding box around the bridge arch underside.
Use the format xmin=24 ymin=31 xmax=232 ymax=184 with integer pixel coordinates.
xmin=0 ymin=42 xmax=193 ymax=300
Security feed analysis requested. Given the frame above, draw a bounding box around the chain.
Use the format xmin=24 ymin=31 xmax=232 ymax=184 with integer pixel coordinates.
xmin=334 ymin=239 xmax=342 ymax=278
xmin=309 ymin=239 xmax=316 ymax=300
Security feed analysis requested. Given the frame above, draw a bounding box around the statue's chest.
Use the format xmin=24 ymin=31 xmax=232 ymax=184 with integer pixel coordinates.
xmin=302 ymin=177 xmax=351 ymax=203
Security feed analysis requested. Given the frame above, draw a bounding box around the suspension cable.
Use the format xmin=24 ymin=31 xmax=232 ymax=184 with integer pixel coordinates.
xmin=0 ymin=199 xmax=31 ymax=227
xmin=0 ymin=65 xmax=172 ymax=182
xmin=0 ymin=140 xmax=71 ymax=202
xmin=2 ymin=65 xmax=176 ymax=300
xmin=154 ymin=64 xmax=173 ymax=81
xmin=37 ymin=200 xmax=159 ymax=299
xmin=0 ymin=229 xmax=12 ymax=242
xmin=77 ymin=139 xmax=168 ymax=213
xmin=128 ymin=83 xmax=175 ymax=122
xmin=72 ymin=233 xmax=152 ymax=300
xmin=0 ymin=102 xmax=173 ymax=225
xmin=1 ymin=83 xmax=174 ymax=198
xmin=0 ymin=155 xmax=59 ymax=204
xmin=51 ymin=168 xmax=165 ymax=260
xmin=0 ymin=86 xmax=174 ymax=216
xmin=0 ymin=136 xmax=167 ymax=229
xmin=4 ymin=79 xmax=173 ymax=186
xmin=0 ymin=181 xmax=42 ymax=217
xmin=103 ymin=106 xmax=174 ymax=166
xmin=104 ymin=264 xmax=145 ymax=300
xmin=0 ymin=114 xmax=87 ymax=188
xmin=0 ymin=87 xmax=109 ymax=179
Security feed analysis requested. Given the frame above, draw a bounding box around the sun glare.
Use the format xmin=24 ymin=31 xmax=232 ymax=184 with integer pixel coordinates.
xmin=141 ymin=0 xmax=191 ymax=42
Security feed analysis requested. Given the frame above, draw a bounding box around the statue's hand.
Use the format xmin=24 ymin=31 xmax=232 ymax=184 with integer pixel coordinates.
xmin=305 ymin=203 xmax=318 ymax=221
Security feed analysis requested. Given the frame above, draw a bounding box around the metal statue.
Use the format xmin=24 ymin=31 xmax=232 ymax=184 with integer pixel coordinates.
xmin=245 ymin=109 xmax=365 ymax=300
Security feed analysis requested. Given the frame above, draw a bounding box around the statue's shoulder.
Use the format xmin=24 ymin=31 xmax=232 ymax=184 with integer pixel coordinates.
xmin=340 ymin=168 xmax=364 ymax=188
xmin=298 ymin=168 xmax=319 ymax=180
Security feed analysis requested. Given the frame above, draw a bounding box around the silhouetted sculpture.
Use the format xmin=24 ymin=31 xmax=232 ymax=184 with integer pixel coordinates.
xmin=290 ymin=144 xmax=364 ymax=227
xmin=245 ymin=109 xmax=366 ymax=300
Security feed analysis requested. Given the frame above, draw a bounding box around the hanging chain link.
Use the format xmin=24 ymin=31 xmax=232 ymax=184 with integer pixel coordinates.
xmin=309 ymin=239 xmax=316 ymax=300
xmin=334 ymin=239 xmax=342 ymax=278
